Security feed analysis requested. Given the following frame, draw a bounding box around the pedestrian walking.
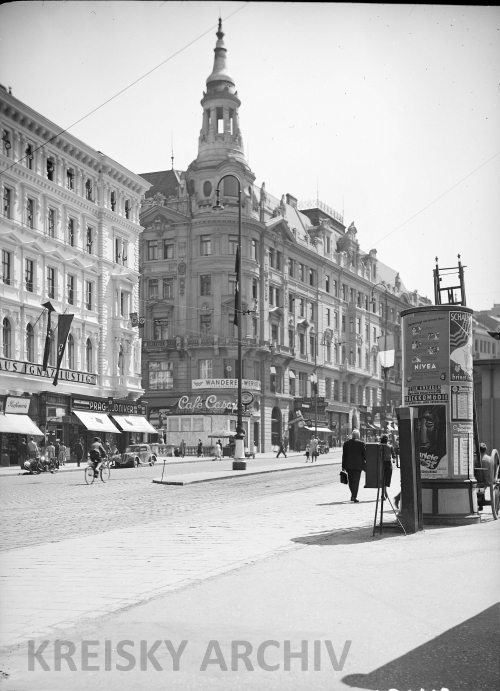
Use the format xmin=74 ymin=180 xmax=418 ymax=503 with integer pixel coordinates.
xmin=305 ymin=444 xmax=310 ymax=462
xmin=214 ymin=439 xmax=222 ymax=461
xmin=341 ymin=429 xmax=366 ymax=503
xmin=25 ymin=436 xmax=39 ymax=471
xmin=179 ymin=439 xmax=186 ymax=458
xmin=276 ymin=441 xmax=287 ymax=458
xmin=58 ymin=441 xmax=67 ymax=466
xmin=18 ymin=437 xmax=28 ymax=470
xmin=74 ymin=438 xmax=84 ymax=467
xmin=197 ymin=439 xmax=203 ymax=458
xmin=380 ymin=435 xmax=395 ymax=499
xmin=394 ymin=436 xmax=400 ymax=468
xmin=54 ymin=439 xmax=60 ymax=459
xmin=310 ymin=436 xmax=319 ymax=462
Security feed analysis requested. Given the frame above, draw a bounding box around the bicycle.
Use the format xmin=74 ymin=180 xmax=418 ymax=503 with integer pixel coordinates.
xmin=85 ymin=457 xmax=111 ymax=485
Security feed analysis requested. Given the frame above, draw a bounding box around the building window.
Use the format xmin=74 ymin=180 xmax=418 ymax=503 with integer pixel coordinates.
xmin=148 ymin=240 xmax=158 ymax=260
xmin=2 ymin=250 xmax=11 ymax=285
xmin=25 ymin=259 xmax=34 ymax=292
xmin=110 ymin=191 xmax=116 ymax=211
xmin=350 ymin=384 xmax=355 ymax=403
xmin=309 ymin=268 xmax=315 ymax=286
xmin=149 ymin=361 xmax=173 ymax=389
xmin=342 ymin=284 xmax=348 ymax=301
xmin=327 ymin=308 xmax=331 ymax=326
xmin=3 ymin=187 xmax=11 ymax=218
xmin=251 ymin=238 xmax=259 ymax=261
xmin=288 ymin=293 xmax=294 ymax=313
xmin=68 ymin=218 xmax=75 ymax=246
xmin=229 ymin=235 xmax=238 ymax=255
xmin=148 ymin=279 xmax=159 ymax=300
xmin=310 ymin=334 xmax=316 ymax=358
xmin=67 ymin=334 xmax=75 ymax=370
xmin=200 ymin=275 xmax=211 ymax=296
xmin=349 ymin=347 xmax=354 ymax=366
xmin=153 ymin=319 xmax=169 ymax=340
xmin=86 ymin=339 xmax=93 ymax=372
xmin=350 ymin=288 xmax=355 ymax=303
xmin=66 ymin=168 xmax=75 ymax=191
xmin=356 ymin=317 xmax=361 ymax=334
xmin=288 ymin=257 xmax=294 ymax=277
xmin=299 ymin=263 xmax=305 ymax=282
xmin=125 ymin=199 xmax=130 ymax=219
xmin=46 ymin=157 xmax=55 ymax=181
xmin=86 ymin=226 xmax=94 ymax=254
xmin=203 ymin=181 xmax=212 ymax=197
xmin=119 ymin=291 xmax=129 ymax=317
xmin=163 ymin=278 xmax=173 ymax=298
xmin=200 ymin=235 xmax=211 ymax=256
xmin=200 ymin=314 xmax=211 ymax=335
xmin=47 ymin=329 xmax=56 ymax=367
xmin=26 ymin=323 xmax=35 ymax=362
xmin=47 ymin=208 xmax=56 ymax=237
xmin=47 ymin=267 xmax=55 ymax=299
xmin=2 ymin=129 xmax=11 ymax=156
xmin=252 ymin=278 xmax=258 ymax=300
xmin=309 ymin=302 xmax=315 ymax=321
xmin=164 ymin=242 xmax=174 ymax=259
xmin=3 ymin=317 xmax=11 ymax=358
xmin=85 ymin=178 xmax=93 ymax=201
xmin=299 ymin=372 xmax=308 ymax=397
xmin=270 ymin=366 xmax=282 ymax=393
xmin=25 ymin=143 xmax=34 ymax=169
xmin=271 ymin=324 xmax=278 ymax=345
xmin=289 ymin=371 xmax=296 ymax=396
xmin=269 ymin=286 xmax=275 ymax=306
xmin=67 ymin=274 xmax=75 ymax=305
xmin=325 ymin=378 xmax=332 ymax=399
xmin=326 ymin=341 xmax=331 ymax=361
xmin=288 ymin=328 xmax=294 ymax=349
xmin=326 ymin=236 xmax=331 ymax=253
xmin=85 ymin=281 xmax=93 ymax=310
xmin=253 ymin=317 xmax=258 ymax=337
xmin=26 ymin=198 xmax=35 ymax=228
xmin=333 ymin=279 xmax=338 ymax=297
xmin=325 ymin=275 xmax=330 ymax=293
xmin=299 ymin=332 xmax=305 ymax=356
xmin=341 ymin=382 xmax=347 ymax=403
xmin=199 ymin=359 xmax=213 ymax=378
xmin=333 ymin=379 xmax=339 ymax=401
xmin=299 ymin=298 xmax=305 ymax=317
xmin=341 ymin=315 xmax=346 ymax=332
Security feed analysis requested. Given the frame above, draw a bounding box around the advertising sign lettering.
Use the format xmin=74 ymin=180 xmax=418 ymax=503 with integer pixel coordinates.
xmin=5 ymin=397 xmax=31 ymax=414
xmin=449 ymin=312 xmax=473 ymax=382
xmin=192 ymin=379 xmax=261 ymax=391
xmin=418 ymin=405 xmax=448 ymax=478
xmin=0 ymin=357 xmax=96 ymax=385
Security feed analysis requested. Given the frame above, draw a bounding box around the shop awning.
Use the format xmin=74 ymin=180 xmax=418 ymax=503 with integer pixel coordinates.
xmin=110 ymin=415 xmax=157 ymax=434
xmin=0 ymin=414 xmax=43 ymax=436
xmin=303 ymin=426 xmax=331 ymax=433
xmin=73 ymin=411 xmax=121 ymax=433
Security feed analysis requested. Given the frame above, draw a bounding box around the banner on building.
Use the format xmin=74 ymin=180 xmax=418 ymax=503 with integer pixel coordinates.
xmin=53 ymin=314 xmax=74 ymax=386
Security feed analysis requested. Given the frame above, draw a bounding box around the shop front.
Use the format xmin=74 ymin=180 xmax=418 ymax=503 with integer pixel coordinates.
xmin=292 ymin=397 xmax=331 ymax=451
xmin=0 ymin=396 xmax=44 ymax=466
xmin=70 ymin=396 xmax=149 ymax=458
xmin=148 ymin=392 xmax=253 ymax=455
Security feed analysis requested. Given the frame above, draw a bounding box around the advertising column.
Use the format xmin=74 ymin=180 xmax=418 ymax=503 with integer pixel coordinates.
xmin=401 ymin=305 xmax=478 ymax=523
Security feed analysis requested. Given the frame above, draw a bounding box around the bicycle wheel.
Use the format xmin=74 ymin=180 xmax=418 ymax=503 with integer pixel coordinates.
xmin=100 ymin=464 xmax=110 ymax=483
xmin=31 ymin=461 xmax=41 ymax=475
xmin=85 ymin=466 xmax=95 ymax=485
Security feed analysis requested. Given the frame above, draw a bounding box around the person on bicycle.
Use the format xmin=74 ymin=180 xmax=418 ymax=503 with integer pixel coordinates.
xmin=89 ymin=437 xmax=106 ymax=478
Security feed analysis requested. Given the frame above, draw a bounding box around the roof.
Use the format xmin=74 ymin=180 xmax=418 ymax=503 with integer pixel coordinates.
xmin=140 ymin=169 xmax=185 ymax=199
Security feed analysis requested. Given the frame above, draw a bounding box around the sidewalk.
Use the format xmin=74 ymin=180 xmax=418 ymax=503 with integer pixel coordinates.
xmin=0 ymin=449 xmax=342 ymax=477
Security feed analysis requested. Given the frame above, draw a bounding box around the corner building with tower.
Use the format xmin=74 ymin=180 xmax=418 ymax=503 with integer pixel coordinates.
xmin=139 ymin=22 xmax=430 ymax=453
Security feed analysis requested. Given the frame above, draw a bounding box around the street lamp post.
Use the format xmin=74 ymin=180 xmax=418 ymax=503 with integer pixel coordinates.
xmin=213 ymin=174 xmax=246 ymax=470
xmin=371 ymin=283 xmax=389 ymax=434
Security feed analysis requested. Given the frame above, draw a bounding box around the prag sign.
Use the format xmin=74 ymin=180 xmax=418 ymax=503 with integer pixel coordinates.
xmin=178 ymin=395 xmax=238 ymax=414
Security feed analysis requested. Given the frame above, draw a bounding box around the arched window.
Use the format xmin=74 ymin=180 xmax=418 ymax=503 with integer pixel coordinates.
xmin=48 ymin=329 xmax=56 ymax=366
xmin=26 ymin=323 xmax=34 ymax=362
xmin=3 ymin=317 xmax=11 ymax=358
xmin=67 ymin=334 xmax=74 ymax=370
xmin=86 ymin=338 xmax=93 ymax=373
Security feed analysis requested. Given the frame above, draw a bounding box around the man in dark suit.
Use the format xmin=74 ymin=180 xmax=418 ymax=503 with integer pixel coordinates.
xmin=342 ymin=429 xmax=366 ymax=502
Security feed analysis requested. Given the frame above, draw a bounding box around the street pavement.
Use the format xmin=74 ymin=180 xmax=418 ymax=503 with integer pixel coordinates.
xmin=0 ymin=452 xmax=498 ymax=691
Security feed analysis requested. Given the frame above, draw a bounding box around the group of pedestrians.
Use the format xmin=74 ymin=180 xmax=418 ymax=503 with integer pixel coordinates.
xmin=304 ymin=436 xmax=321 ymax=462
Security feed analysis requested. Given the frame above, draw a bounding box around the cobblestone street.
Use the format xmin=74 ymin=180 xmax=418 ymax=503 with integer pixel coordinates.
xmin=0 ymin=458 xmax=381 ymax=649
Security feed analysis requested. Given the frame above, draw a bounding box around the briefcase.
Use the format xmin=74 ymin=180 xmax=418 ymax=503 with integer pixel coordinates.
xmin=340 ymin=469 xmax=348 ymax=485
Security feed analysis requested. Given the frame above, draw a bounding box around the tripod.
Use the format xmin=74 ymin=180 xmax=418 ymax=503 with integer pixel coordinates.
xmin=372 ymin=445 xmax=406 ymax=536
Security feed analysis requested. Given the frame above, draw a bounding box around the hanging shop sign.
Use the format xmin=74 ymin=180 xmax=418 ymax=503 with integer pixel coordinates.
xmin=192 ymin=379 xmax=261 ymax=391
xmin=0 ymin=357 xmax=97 ymax=385
xmin=5 ymin=397 xmax=31 ymax=414
xmin=178 ymin=394 xmax=238 ymax=414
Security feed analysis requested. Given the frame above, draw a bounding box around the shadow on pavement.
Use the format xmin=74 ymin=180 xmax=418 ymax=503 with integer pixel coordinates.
xmin=342 ymin=604 xmax=499 ymax=691
xmin=291 ymin=525 xmax=405 ymax=546
xmin=317 ymin=500 xmax=378 ymax=506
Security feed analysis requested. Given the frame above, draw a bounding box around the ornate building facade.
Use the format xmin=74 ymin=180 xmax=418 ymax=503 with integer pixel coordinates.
xmin=0 ymin=85 xmax=151 ymax=463
xmin=139 ymin=22 xmax=430 ymax=452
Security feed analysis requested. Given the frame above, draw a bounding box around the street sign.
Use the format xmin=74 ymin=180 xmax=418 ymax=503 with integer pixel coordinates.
xmin=241 ymin=391 xmax=254 ymax=405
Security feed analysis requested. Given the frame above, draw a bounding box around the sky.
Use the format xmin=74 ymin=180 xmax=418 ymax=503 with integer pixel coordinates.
xmin=1 ymin=1 xmax=499 ymax=310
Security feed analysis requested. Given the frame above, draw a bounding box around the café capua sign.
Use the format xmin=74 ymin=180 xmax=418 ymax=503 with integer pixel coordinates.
xmin=0 ymin=357 xmax=97 ymax=385
xmin=178 ymin=394 xmax=238 ymax=414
